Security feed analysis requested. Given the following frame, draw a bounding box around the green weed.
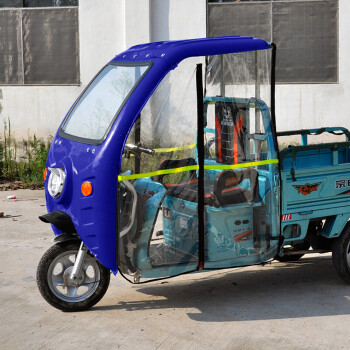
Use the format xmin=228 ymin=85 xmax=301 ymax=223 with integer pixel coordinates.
xmin=0 ymin=119 xmax=51 ymax=186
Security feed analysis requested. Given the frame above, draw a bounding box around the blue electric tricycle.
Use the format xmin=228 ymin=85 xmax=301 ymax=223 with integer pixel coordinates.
xmin=37 ymin=36 xmax=350 ymax=311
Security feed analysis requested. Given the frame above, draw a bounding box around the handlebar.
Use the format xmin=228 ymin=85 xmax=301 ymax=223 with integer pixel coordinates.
xmin=124 ymin=143 xmax=155 ymax=158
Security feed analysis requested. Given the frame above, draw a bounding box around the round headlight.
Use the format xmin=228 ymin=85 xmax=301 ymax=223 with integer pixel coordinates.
xmin=48 ymin=167 xmax=65 ymax=198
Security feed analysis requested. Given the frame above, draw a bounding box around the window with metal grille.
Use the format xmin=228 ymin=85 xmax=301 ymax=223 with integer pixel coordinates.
xmin=0 ymin=0 xmax=78 ymax=7
xmin=0 ymin=3 xmax=79 ymax=85
xmin=208 ymin=0 xmax=338 ymax=83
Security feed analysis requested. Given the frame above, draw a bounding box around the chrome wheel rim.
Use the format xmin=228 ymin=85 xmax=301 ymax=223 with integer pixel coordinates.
xmin=47 ymin=250 xmax=100 ymax=303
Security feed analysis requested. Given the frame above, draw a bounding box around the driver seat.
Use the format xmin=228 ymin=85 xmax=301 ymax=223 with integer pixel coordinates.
xmin=161 ymin=165 xmax=260 ymax=207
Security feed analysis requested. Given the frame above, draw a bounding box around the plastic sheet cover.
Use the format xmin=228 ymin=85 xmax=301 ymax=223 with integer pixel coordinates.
xmin=118 ymin=57 xmax=201 ymax=280
xmin=0 ymin=7 xmax=79 ymax=85
xmin=209 ymin=0 xmax=338 ymax=83
xmin=273 ymin=1 xmax=338 ymax=83
xmin=118 ymin=50 xmax=280 ymax=280
xmin=204 ymin=49 xmax=279 ymax=269
xmin=0 ymin=10 xmax=23 ymax=84
xmin=0 ymin=0 xmax=78 ymax=6
xmin=208 ymin=2 xmax=271 ymax=42
xmin=24 ymin=0 xmax=78 ymax=6
xmin=0 ymin=0 xmax=22 ymax=7
xmin=22 ymin=8 xmax=79 ymax=84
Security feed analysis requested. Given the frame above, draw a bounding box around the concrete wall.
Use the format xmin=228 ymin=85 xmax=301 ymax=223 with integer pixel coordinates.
xmin=151 ymin=0 xmax=206 ymax=41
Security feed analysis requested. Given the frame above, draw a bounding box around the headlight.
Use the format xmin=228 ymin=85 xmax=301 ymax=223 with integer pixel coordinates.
xmin=48 ymin=167 xmax=65 ymax=198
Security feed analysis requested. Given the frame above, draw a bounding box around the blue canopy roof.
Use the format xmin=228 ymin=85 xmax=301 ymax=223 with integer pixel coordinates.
xmin=113 ymin=36 xmax=271 ymax=66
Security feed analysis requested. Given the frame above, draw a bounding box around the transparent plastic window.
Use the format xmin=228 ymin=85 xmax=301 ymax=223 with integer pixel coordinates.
xmin=118 ymin=50 xmax=279 ymax=279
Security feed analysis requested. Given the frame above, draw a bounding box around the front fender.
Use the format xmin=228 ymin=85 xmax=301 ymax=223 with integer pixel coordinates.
xmin=53 ymin=232 xmax=80 ymax=243
xmin=39 ymin=211 xmax=76 ymax=234
xmin=39 ymin=211 xmax=79 ymax=243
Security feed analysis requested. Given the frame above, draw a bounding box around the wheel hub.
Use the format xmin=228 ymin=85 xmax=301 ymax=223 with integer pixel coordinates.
xmin=62 ymin=266 xmax=85 ymax=288
xmin=46 ymin=248 xmax=102 ymax=303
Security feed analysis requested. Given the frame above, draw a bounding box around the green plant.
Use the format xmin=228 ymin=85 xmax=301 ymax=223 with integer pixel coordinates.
xmin=2 ymin=119 xmax=17 ymax=180
xmin=0 ymin=132 xmax=3 ymax=178
xmin=16 ymin=135 xmax=51 ymax=185
xmin=0 ymin=119 xmax=51 ymax=186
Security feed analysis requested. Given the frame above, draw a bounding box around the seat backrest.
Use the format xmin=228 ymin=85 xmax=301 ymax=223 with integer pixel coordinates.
xmin=212 ymin=168 xmax=260 ymax=206
xmin=153 ymin=157 xmax=197 ymax=183
xmin=215 ymin=101 xmax=247 ymax=164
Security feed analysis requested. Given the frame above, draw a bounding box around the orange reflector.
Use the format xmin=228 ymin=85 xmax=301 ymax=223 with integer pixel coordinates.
xmin=43 ymin=168 xmax=47 ymax=180
xmin=81 ymin=182 xmax=93 ymax=196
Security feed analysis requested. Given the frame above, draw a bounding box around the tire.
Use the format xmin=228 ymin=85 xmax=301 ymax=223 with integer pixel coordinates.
xmin=275 ymin=241 xmax=310 ymax=262
xmin=332 ymin=224 xmax=350 ymax=283
xmin=37 ymin=241 xmax=110 ymax=312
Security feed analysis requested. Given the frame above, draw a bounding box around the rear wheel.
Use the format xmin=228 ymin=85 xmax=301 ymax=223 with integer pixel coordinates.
xmin=332 ymin=225 xmax=350 ymax=283
xmin=37 ymin=241 xmax=110 ymax=311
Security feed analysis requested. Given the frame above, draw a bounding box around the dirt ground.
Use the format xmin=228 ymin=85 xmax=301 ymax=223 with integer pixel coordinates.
xmin=0 ymin=189 xmax=349 ymax=350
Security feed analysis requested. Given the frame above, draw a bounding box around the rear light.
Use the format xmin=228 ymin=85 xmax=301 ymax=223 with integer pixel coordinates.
xmin=43 ymin=168 xmax=47 ymax=180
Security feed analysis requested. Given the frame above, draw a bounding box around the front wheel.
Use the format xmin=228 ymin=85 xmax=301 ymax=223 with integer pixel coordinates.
xmin=37 ymin=241 xmax=110 ymax=311
xmin=332 ymin=225 xmax=350 ymax=283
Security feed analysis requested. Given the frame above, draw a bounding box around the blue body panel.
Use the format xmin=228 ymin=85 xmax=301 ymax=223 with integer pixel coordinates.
xmin=45 ymin=36 xmax=271 ymax=273
xmin=280 ymin=129 xmax=350 ymax=242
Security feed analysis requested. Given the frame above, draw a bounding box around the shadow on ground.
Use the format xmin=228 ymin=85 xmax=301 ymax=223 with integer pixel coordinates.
xmin=95 ymin=255 xmax=350 ymax=322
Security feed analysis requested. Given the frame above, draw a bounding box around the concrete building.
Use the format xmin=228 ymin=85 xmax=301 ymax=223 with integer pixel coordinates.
xmin=0 ymin=0 xmax=348 ymax=141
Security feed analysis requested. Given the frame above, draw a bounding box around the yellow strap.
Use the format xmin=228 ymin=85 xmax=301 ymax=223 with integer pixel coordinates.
xmin=154 ymin=143 xmax=197 ymax=153
xmin=118 ymin=159 xmax=279 ymax=181
xmin=204 ymin=159 xmax=279 ymax=170
xmin=118 ymin=165 xmax=199 ymax=181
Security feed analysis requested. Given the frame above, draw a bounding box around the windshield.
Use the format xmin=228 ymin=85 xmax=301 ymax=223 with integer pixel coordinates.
xmin=60 ymin=63 xmax=150 ymax=142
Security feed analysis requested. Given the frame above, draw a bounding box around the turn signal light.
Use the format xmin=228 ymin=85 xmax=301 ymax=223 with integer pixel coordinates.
xmin=43 ymin=168 xmax=47 ymax=180
xmin=81 ymin=182 xmax=93 ymax=196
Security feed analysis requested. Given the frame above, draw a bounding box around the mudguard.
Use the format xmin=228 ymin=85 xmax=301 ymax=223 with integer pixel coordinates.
xmin=53 ymin=232 xmax=80 ymax=243
xmin=39 ymin=211 xmax=76 ymax=234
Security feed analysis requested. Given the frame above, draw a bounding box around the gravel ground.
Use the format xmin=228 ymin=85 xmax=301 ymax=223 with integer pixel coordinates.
xmin=0 ymin=189 xmax=350 ymax=350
